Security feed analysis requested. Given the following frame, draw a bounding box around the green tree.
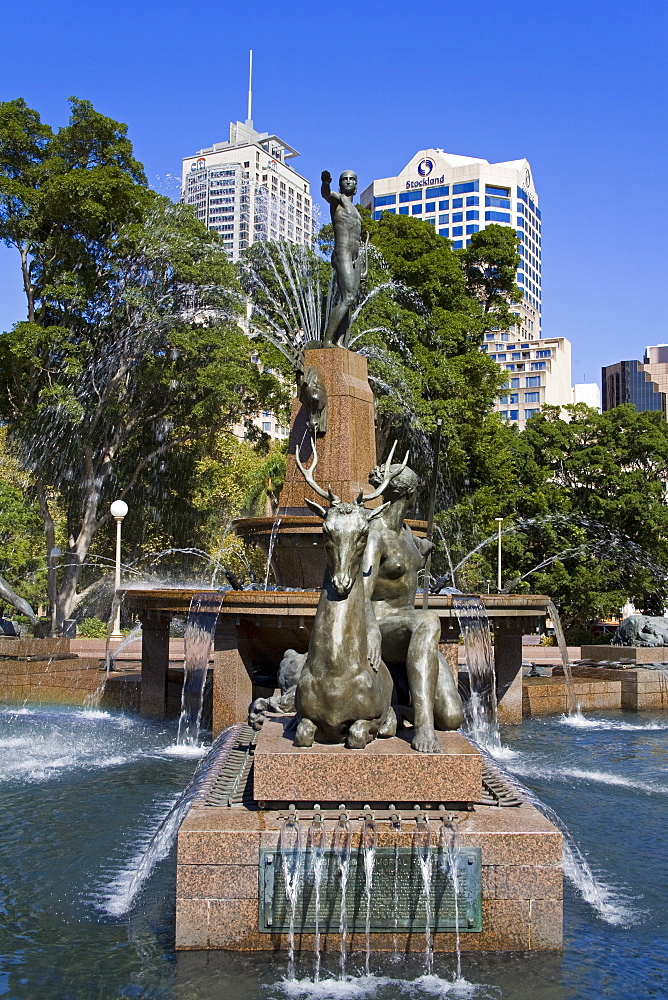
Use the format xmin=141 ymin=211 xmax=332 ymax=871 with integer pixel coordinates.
xmin=346 ymin=211 xmax=512 ymax=497
xmin=0 ymin=98 xmax=282 ymax=629
xmin=440 ymin=404 xmax=668 ymax=632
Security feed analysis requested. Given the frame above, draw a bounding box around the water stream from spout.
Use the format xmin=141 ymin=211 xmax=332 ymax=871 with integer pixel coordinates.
xmin=279 ymin=815 xmax=303 ymax=978
xmin=176 ymin=593 xmax=223 ymax=746
xmin=453 ymin=595 xmax=500 ymax=752
xmin=361 ymin=812 xmax=377 ymax=974
xmin=333 ymin=815 xmax=352 ymax=976
xmin=546 ymin=599 xmax=581 ymax=716
xmin=439 ymin=819 xmax=462 ymax=981
xmin=308 ymin=816 xmax=326 ymax=981
xmin=414 ymin=820 xmax=434 ymax=975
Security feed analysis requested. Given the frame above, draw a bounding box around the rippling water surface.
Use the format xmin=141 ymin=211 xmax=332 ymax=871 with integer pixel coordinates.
xmin=0 ymin=706 xmax=667 ymax=999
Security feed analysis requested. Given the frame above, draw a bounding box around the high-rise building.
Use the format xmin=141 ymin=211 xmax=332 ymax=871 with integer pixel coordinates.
xmin=602 ymin=345 xmax=668 ymax=417
xmin=181 ymin=120 xmax=313 ymax=261
xmin=360 ymin=148 xmax=542 ymax=338
xmin=482 ymin=333 xmax=572 ymax=430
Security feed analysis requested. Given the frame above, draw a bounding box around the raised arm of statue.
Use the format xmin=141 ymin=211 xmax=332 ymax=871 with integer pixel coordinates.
xmin=321 ymin=170 xmax=341 ymax=206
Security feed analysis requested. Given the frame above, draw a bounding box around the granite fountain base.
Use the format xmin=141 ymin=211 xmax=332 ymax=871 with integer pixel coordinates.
xmin=175 ymin=718 xmax=563 ymax=953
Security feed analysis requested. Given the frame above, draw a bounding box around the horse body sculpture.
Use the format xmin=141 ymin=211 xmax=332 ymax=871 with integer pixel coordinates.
xmin=292 ymin=443 xmax=405 ymax=749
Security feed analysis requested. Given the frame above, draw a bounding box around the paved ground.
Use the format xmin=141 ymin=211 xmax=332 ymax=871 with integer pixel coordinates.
xmin=70 ymin=637 xmax=578 ymax=673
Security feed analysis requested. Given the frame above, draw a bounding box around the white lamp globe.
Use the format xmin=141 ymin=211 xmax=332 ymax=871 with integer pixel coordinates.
xmin=110 ymin=500 xmax=129 ymax=519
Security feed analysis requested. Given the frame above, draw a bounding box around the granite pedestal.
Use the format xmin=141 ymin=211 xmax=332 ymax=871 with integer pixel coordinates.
xmin=175 ymin=722 xmax=563 ymax=952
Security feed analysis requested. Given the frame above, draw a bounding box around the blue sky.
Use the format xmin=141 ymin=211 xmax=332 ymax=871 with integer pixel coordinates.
xmin=1 ymin=0 xmax=666 ymax=386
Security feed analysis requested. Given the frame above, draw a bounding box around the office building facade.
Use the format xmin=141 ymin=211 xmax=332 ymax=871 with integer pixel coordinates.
xmin=482 ymin=333 xmax=572 ymax=430
xmin=602 ymin=346 xmax=668 ymax=417
xmin=181 ymin=120 xmax=314 ymax=261
xmin=360 ymin=149 xmax=542 ymax=338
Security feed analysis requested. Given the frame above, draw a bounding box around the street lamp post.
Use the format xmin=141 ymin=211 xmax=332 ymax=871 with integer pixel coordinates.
xmin=495 ymin=517 xmax=503 ymax=592
xmin=110 ymin=500 xmax=128 ymax=640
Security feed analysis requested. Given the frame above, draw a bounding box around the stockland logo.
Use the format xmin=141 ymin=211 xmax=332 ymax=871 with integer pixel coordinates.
xmin=417 ymin=158 xmax=434 ymax=177
xmin=191 ymin=157 xmax=206 ymax=171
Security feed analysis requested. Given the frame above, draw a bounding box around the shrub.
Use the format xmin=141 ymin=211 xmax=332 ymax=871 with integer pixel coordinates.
xmin=76 ymin=617 xmax=108 ymax=638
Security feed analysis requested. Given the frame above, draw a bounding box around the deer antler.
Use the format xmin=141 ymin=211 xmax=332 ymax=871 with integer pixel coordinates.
xmin=360 ymin=441 xmax=410 ymax=503
xmin=295 ymin=436 xmax=341 ymax=504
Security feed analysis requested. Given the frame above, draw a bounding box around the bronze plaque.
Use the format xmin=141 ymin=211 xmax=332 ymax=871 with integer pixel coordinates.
xmin=258 ymin=846 xmax=482 ymax=933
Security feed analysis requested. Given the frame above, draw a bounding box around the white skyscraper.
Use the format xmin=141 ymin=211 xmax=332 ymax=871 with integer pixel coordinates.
xmin=181 ymin=57 xmax=313 ymax=261
xmin=360 ymin=148 xmax=542 ymax=338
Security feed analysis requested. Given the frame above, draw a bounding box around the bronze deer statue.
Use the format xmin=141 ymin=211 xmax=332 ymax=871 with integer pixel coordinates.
xmin=292 ymin=439 xmax=408 ymax=749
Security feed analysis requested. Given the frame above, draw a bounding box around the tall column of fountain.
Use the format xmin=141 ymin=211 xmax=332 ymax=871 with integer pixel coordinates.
xmin=235 ymin=345 xmax=379 ymax=589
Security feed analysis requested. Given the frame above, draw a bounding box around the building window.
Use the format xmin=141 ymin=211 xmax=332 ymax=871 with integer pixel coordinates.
xmin=509 ymin=409 xmax=519 ymax=421
xmin=485 ymin=196 xmax=511 ymax=209
xmin=426 ymin=217 xmax=435 ymax=225
xmin=485 ymin=211 xmax=511 ymax=223
xmin=399 ymin=207 xmax=409 ymax=215
xmin=486 ymin=184 xmax=510 ymax=197
xmin=466 ymin=195 xmax=479 ymax=206
xmin=466 ymin=210 xmax=479 ymax=221
xmin=452 ymin=181 xmax=479 ymax=194
xmin=399 ymin=190 xmax=423 ymax=203
xmin=439 ymin=228 xmax=449 ymax=237
xmin=412 ymin=204 xmax=422 ymax=214
xmin=374 ymin=194 xmax=396 ymax=207
xmin=530 ymin=363 xmax=547 ymax=371
xmin=499 ymin=395 xmax=508 ymax=404
xmin=452 ymin=226 xmax=463 ymax=236
xmin=536 ymin=349 xmax=551 ymax=358
xmin=438 ymin=200 xmax=449 ymax=210
xmin=521 ymin=343 xmax=530 ymax=349
xmin=427 ymin=185 xmax=449 ymax=198
xmin=452 ymin=212 xmax=463 ymax=223
xmin=510 ymin=378 xmax=520 ymax=388
xmin=524 ymin=408 xmax=540 ymax=418
xmin=452 ymin=198 xmax=463 ymax=209
xmin=452 ymin=240 xmax=463 ymax=248
xmin=500 ymin=410 xmax=508 ymax=419
xmin=425 ymin=202 xmax=435 ymax=212
xmin=485 ymin=333 xmax=495 ymax=340
xmin=439 ymin=214 xmax=449 ymax=224
xmin=495 ymin=354 xmax=507 ymax=362
xmin=524 ymin=392 xmax=540 ymax=403
xmin=506 ymin=364 xmax=516 ymax=371
xmin=262 ymin=421 xmax=271 ymax=432
xmin=373 ymin=211 xmax=383 ymax=220
xmin=466 ymin=224 xmax=479 ymax=234
xmin=511 ymin=353 xmax=521 ymax=360
xmin=517 ymin=187 xmax=528 ymax=204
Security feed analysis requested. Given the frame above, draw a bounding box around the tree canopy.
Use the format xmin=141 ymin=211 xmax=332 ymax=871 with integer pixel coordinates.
xmin=0 ymin=98 xmax=283 ymax=627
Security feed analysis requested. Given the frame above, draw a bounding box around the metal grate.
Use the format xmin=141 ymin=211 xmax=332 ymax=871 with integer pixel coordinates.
xmin=479 ymin=760 xmax=523 ymax=807
xmin=201 ymin=727 xmax=523 ymax=810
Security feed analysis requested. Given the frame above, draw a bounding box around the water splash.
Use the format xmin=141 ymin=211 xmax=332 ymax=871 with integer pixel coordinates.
xmin=479 ymin=743 xmax=643 ymax=926
xmin=452 ymin=596 xmax=500 ymax=752
xmin=546 ymin=599 xmax=580 ymax=716
xmin=280 ymin=815 xmax=304 ymax=977
xmin=414 ymin=820 xmax=434 ymax=975
xmin=176 ymin=592 xmax=223 ymax=746
xmin=361 ymin=811 xmax=377 ymax=975
xmin=101 ymin=725 xmax=239 ymax=915
xmin=333 ymin=814 xmax=353 ymax=976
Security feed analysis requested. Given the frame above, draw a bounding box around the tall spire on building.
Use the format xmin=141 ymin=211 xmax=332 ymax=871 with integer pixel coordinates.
xmin=245 ymin=49 xmax=253 ymax=127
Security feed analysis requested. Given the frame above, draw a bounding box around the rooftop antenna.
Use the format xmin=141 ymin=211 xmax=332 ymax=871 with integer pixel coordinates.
xmin=245 ymin=49 xmax=253 ymax=127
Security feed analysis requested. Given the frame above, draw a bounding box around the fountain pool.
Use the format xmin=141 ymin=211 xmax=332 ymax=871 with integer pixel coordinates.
xmin=1 ymin=705 xmax=666 ymax=999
